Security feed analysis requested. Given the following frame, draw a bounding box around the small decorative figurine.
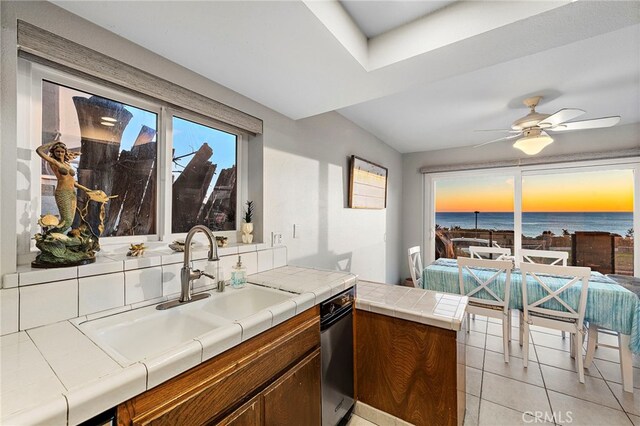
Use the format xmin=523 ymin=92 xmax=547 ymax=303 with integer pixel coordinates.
xmin=32 ymin=134 xmax=117 ymax=268
xmin=169 ymin=239 xmax=186 ymax=252
xmin=241 ymin=200 xmax=254 ymax=243
xmin=216 ymin=236 xmax=228 ymax=248
xmin=127 ymin=243 xmax=146 ymax=257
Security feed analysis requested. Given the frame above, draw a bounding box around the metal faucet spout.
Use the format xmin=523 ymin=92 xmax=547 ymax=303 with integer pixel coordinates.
xmin=157 ymin=225 xmax=217 ymax=310
xmin=183 ymin=225 xmax=219 ymax=268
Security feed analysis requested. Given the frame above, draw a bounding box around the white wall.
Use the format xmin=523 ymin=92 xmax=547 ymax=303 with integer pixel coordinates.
xmin=0 ymin=1 xmax=403 ymax=284
xmin=401 ymin=123 xmax=640 ymax=277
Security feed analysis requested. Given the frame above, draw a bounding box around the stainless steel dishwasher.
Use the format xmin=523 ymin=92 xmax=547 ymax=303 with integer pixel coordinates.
xmin=320 ymin=287 xmax=355 ymax=426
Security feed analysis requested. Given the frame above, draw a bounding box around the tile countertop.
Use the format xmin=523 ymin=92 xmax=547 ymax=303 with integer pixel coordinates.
xmin=355 ymin=281 xmax=468 ymax=331
xmin=0 ymin=266 xmax=356 ymax=426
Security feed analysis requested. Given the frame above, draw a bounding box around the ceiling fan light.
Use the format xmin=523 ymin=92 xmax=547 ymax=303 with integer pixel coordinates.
xmin=513 ymin=133 xmax=553 ymax=155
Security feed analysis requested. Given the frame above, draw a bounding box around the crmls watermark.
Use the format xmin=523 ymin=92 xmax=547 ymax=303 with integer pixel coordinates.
xmin=523 ymin=411 xmax=573 ymax=423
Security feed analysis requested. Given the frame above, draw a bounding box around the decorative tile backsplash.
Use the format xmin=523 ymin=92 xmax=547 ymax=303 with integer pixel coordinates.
xmin=0 ymin=245 xmax=287 ymax=335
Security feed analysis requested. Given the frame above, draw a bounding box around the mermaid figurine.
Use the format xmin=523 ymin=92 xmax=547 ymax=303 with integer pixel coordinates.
xmin=36 ymin=134 xmax=81 ymax=232
xmin=33 ymin=134 xmax=116 ymax=267
xmin=36 ymin=134 xmax=113 ymax=232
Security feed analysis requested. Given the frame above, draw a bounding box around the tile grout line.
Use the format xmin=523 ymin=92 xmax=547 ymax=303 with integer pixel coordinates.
xmin=474 ymin=317 xmax=488 ymax=425
xmin=530 ymin=329 xmax=558 ymax=426
xmin=593 ymin=358 xmax=635 ymax=424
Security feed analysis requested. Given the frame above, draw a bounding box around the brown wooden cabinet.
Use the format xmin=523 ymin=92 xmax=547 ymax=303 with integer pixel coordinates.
xmin=218 ymin=395 xmax=262 ymax=426
xmin=355 ymin=309 xmax=466 ymax=426
xmin=263 ymin=349 xmax=321 ymax=426
xmin=217 ymin=349 xmax=321 ymax=426
xmin=117 ymin=307 xmax=320 ymax=426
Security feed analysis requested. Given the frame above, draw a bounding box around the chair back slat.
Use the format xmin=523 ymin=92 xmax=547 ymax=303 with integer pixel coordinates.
xmin=469 ymin=246 xmax=511 ymax=260
xmin=408 ymin=246 xmax=423 ymax=288
xmin=457 ymin=257 xmax=513 ymax=310
xmin=520 ymin=249 xmax=568 ymax=266
xmin=520 ymin=263 xmax=590 ymax=326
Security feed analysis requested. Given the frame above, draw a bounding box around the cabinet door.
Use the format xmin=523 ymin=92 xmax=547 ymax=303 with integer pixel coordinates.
xmin=217 ymin=395 xmax=262 ymax=426
xmin=262 ymin=349 xmax=321 ymax=426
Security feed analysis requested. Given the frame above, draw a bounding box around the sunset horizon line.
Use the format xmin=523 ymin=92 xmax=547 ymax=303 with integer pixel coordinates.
xmin=436 ymin=210 xmax=633 ymax=213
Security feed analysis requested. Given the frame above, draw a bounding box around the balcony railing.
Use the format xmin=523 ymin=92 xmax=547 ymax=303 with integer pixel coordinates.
xmin=435 ymin=228 xmax=634 ymax=276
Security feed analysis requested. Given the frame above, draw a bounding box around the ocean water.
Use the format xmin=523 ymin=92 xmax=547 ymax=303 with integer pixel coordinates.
xmin=435 ymin=212 xmax=633 ymax=238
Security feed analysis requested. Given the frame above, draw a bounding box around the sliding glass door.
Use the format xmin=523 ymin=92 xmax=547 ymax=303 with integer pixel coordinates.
xmin=428 ymin=161 xmax=637 ymax=276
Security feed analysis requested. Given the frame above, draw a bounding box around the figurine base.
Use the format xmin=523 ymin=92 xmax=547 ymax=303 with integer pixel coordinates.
xmin=31 ymin=258 xmax=96 ymax=268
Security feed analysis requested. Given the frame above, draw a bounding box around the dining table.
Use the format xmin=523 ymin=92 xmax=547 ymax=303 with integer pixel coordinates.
xmin=423 ymin=257 xmax=640 ymax=390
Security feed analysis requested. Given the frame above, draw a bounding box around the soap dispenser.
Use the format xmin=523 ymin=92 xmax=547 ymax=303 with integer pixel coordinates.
xmin=231 ymin=256 xmax=247 ymax=289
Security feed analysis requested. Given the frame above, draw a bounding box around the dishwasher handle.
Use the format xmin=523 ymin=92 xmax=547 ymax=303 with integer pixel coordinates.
xmin=320 ymin=304 xmax=352 ymax=331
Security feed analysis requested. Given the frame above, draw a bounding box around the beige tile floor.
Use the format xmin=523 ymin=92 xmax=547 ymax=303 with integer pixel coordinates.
xmin=349 ymin=313 xmax=639 ymax=426
xmin=463 ymin=313 xmax=640 ymax=426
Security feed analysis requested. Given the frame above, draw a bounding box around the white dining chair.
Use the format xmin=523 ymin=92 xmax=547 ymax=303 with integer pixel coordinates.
xmin=520 ymin=263 xmax=591 ymax=383
xmin=408 ymin=246 xmax=423 ymax=288
xmin=520 ymin=249 xmax=568 ymax=266
xmin=520 ymin=249 xmax=570 ymax=340
xmin=584 ymin=324 xmax=634 ymax=393
xmin=458 ymin=257 xmax=513 ymax=363
xmin=469 ymin=246 xmax=511 ymax=261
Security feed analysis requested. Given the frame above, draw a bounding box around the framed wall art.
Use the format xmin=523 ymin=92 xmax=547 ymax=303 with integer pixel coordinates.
xmin=348 ymin=155 xmax=388 ymax=209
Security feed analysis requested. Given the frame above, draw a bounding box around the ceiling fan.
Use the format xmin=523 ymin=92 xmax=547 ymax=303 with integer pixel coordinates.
xmin=475 ymin=96 xmax=621 ymax=155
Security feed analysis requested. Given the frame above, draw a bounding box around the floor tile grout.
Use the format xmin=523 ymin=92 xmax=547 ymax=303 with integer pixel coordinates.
xmin=528 ymin=329 xmax=560 ymax=426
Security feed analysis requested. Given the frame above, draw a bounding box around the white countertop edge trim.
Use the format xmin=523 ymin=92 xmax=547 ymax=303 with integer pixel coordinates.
xmin=356 ymin=298 xmax=466 ymax=331
xmin=0 ymin=394 xmax=68 ymax=426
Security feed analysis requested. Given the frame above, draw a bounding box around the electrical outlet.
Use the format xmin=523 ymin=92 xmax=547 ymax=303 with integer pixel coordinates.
xmin=272 ymin=232 xmax=283 ymax=246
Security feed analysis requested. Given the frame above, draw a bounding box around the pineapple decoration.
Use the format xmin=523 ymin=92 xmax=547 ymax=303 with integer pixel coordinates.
xmin=241 ymin=201 xmax=254 ymax=243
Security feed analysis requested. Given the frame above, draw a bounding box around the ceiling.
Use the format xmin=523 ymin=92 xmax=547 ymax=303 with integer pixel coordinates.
xmin=51 ymin=1 xmax=640 ymax=154
xmin=340 ymin=0 xmax=457 ymax=38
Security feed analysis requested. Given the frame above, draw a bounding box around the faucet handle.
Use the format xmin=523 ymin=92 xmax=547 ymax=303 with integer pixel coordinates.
xmin=201 ymin=272 xmax=215 ymax=280
xmin=192 ymin=269 xmax=215 ymax=280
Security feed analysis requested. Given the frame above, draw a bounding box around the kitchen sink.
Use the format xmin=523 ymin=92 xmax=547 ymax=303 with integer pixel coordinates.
xmin=76 ymin=284 xmax=296 ymax=365
xmin=77 ymin=301 xmax=231 ymax=365
xmin=198 ymin=284 xmax=295 ymax=320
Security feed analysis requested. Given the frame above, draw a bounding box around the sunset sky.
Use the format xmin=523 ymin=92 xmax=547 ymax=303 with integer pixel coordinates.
xmin=436 ymin=169 xmax=633 ymax=212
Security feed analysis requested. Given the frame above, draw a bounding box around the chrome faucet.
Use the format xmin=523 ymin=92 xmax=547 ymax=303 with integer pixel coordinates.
xmin=157 ymin=225 xmax=220 ymax=310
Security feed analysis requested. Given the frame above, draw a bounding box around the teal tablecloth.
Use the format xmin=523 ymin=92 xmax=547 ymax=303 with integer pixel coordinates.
xmin=423 ymin=258 xmax=640 ymax=354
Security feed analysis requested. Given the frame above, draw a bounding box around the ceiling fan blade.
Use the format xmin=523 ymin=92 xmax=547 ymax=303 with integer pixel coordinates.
xmin=474 ymin=129 xmax=520 ymax=133
xmin=474 ymin=133 xmax=521 ymax=148
xmin=538 ymin=108 xmax=585 ymax=128
xmin=549 ymin=116 xmax=621 ymax=131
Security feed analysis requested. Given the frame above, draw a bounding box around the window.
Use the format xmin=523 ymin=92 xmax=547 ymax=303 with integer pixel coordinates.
xmin=40 ymin=80 xmax=158 ymax=237
xmin=435 ymin=175 xmax=514 ymax=259
xmin=522 ymin=169 xmax=634 ymax=274
xmin=171 ymin=116 xmax=238 ymax=233
xmin=17 ymin=61 xmax=247 ymax=260
xmin=428 ymin=162 xmax=637 ymax=276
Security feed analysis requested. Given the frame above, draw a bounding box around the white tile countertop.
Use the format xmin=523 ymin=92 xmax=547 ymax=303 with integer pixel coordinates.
xmin=0 ymin=266 xmax=356 ymax=425
xmin=355 ymin=281 xmax=468 ymax=331
xmin=1 ymin=271 xmax=467 ymax=425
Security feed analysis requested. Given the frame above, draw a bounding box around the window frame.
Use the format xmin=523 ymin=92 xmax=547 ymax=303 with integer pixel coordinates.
xmin=424 ymin=158 xmax=640 ymax=278
xmin=165 ymin=109 xmax=247 ymax=241
xmin=17 ymin=60 xmax=248 ymax=264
